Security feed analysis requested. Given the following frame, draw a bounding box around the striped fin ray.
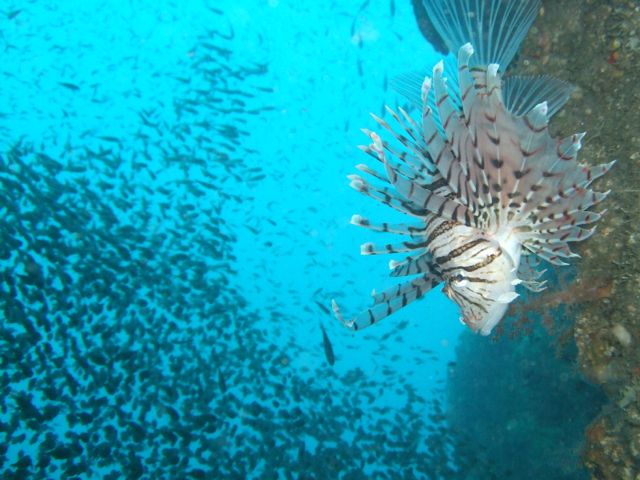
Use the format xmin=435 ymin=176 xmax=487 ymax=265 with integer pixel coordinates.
xmin=515 ymin=129 xmax=613 ymax=219
xmin=516 ymin=256 xmax=548 ymax=292
xmin=458 ymin=44 xmax=479 ymax=120
xmin=347 ymin=172 xmax=428 ymax=218
xmin=354 ymin=159 xmax=458 ymax=198
xmin=433 ymin=50 xmax=503 ymax=214
xmin=354 ymin=162 xmax=387 ymax=182
xmin=503 ymin=101 xmax=554 ymax=218
xmin=358 ymin=127 xmax=441 ymax=189
xmin=389 ymin=251 xmax=438 ymax=277
xmin=422 ymin=70 xmax=482 ymax=214
xmin=350 ymin=214 xmax=428 ymax=238
xmin=354 ymin=138 xmax=447 ymax=212
xmin=349 ymin=167 xmax=459 ymax=221
xmin=533 ymin=159 xmax=616 ymax=207
xmin=369 ymin=108 xmax=441 ymax=182
xmin=395 ymin=107 xmax=427 ymax=143
xmin=516 ymin=133 xmax=600 ymax=222
xmin=432 ymin=62 xmax=467 ymax=174
xmin=358 ymin=137 xmax=422 ymax=182
xmin=374 ymin=108 xmax=423 ymax=151
xmin=529 ymin=225 xmax=596 ymax=244
xmin=360 ymin=240 xmax=428 ymax=256
xmin=457 ymin=46 xmax=495 ymax=211
xmin=459 ymin=61 xmax=520 ymax=217
xmin=531 ymin=210 xmax=604 ymax=232
xmin=371 ymin=270 xmax=439 ymax=304
xmin=386 ymin=165 xmax=473 ymax=226
xmin=393 ymin=105 xmax=461 ymax=191
xmin=494 ymin=74 xmax=614 ymax=221
xmin=518 ymin=189 xmax=607 ymax=264
xmin=425 ymin=47 xmax=513 ymax=218
xmin=331 ymin=273 xmax=441 ymax=331
xmin=532 ymin=188 xmax=610 ymax=222
xmin=523 ymin=241 xmax=577 ymax=266
xmin=367 ymin=132 xmax=476 ymax=227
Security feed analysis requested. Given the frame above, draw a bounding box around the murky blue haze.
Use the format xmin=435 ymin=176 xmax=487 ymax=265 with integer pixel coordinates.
xmin=0 ymin=1 xmax=604 ymax=479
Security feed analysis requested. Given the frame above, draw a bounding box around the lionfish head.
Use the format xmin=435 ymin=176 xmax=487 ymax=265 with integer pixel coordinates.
xmin=442 ymin=247 xmax=520 ymax=336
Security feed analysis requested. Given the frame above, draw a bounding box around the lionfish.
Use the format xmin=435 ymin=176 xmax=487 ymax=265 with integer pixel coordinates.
xmin=332 ymin=0 xmax=614 ymax=336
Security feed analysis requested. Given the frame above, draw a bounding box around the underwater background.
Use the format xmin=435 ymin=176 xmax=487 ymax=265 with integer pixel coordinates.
xmin=1 ymin=1 xmax=638 ymax=479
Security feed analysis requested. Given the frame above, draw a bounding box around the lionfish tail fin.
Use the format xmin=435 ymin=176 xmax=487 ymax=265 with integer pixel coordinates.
xmin=503 ymin=75 xmax=575 ymax=117
xmin=423 ymin=0 xmax=541 ymax=70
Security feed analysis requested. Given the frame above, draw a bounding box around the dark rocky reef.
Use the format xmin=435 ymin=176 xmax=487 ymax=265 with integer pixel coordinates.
xmin=510 ymin=1 xmax=640 ymax=477
xmin=448 ymin=313 xmax=606 ymax=480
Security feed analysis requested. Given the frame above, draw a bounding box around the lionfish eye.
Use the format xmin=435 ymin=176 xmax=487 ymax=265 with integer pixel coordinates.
xmin=454 ymin=274 xmax=464 ymax=282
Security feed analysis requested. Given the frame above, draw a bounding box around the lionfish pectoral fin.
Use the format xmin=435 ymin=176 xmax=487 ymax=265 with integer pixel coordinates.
xmin=495 ymin=291 xmax=519 ymax=304
xmin=331 ymin=299 xmax=357 ymax=331
xmin=521 ymin=279 xmax=548 ymax=293
xmin=390 ymin=252 xmax=438 ymax=277
xmin=332 ymin=274 xmax=441 ymax=331
xmin=515 ymin=258 xmax=548 ymax=293
xmin=350 ymin=214 xmax=427 ymax=237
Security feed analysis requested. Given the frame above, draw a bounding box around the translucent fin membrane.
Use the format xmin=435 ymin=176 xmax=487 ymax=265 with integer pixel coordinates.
xmin=503 ymin=75 xmax=575 ymax=117
xmin=423 ymin=0 xmax=541 ymax=70
xmin=390 ymin=55 xmax=460 ymax=112
xmin=390 ymin=70 xmax=427 ymax=111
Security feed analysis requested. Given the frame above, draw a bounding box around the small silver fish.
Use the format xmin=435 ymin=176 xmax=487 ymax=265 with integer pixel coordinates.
xmin=320 ymin=323 xmax=335 ymax=366
xmin=333 ymin=0 xmax=613 ymax=336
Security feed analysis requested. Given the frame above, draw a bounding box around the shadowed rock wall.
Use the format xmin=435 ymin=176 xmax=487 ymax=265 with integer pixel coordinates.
xmin=512 ymin=1 xmax=640 ymax=477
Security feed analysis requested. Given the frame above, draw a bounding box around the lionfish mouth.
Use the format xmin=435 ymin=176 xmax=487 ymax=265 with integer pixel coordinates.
xmin=451 ymin=293 xmax=514 ymax=336
xmin=332 ymin=0 xmax=614 ymax=336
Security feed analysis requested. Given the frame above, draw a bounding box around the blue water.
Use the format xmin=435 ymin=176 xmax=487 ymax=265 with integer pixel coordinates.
xmin=0 ymin=1 xmax=603 ymax=479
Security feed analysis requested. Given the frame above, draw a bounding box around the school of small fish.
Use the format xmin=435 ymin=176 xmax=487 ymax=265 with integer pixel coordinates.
xmin=0 ymin=3 xmax=470 ymax=479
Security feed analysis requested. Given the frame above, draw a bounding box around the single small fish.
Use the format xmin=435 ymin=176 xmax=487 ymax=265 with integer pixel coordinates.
xmin=58 ymin=82 xmax=80 ymax=91
xmin=97 ymin=135 xmax=121 ymax=144
xmin=333 ymin=0 xmax=613 ymax=336
xmin=320 ymin=323 xmax=335 ymax=366
xmin=217 ymin=367 xmax=227 ymax=393
xmin=6 ymin=9 xmax=22 ymax=20
xmin=314 ymin=300 xmax=330 ymax=315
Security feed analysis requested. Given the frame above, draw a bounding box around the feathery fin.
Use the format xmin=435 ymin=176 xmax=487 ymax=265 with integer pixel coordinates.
xmin=503 ymin=75 xmax=575 ymax=117
xmin=331 ymin=274 xmax=441 ymax=331
xmin=423 ymin=0 xmax=541 ymax=69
